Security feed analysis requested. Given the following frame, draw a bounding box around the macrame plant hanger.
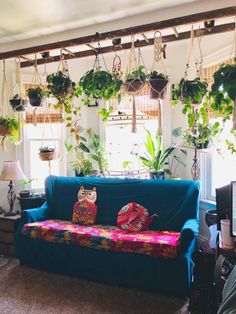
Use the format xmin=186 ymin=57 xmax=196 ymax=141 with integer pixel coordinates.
xmin=0 ymin=61 xmax=11 ymax=150
xmin=125 ymin=36 xmax=145 ymax=133
xmin=185 ymin=26 xmax=202 ymax=180
xmin=31 ymin=55 xmax=43 ymax=126
xmin=40 ymin=108 xmax=59 ymax=175
xmin=150 ymin=31 xmax=168 ymax=135
xmin=15 ymin=58 xmax=23 ymax=143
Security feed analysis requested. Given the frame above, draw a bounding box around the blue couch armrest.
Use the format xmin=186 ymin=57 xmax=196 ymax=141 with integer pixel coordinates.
xmin=180 ymin=219 xmax=199 ymax=254
xmin=20 ymin=202 xmax=49 ymax=225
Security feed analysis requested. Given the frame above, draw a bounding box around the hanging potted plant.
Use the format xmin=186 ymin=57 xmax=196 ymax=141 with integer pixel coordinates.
xmin=9 ymin=94 xmax=27 ymax=112
xmin=148 ymin=71 xmax=168 ymax=99
xmin=172 ymin=77 xmax=208 ymax=105
xmin=39 ymin=146 xmax=58 ymax=161
xmin=27 ymin=86 xmax=44 ymax=107
xmin=210 ymin=60 xmax=236 ymax=126
xmin=182 ymin=101 xmax=221 ymax=149
xmin=124 ymin=65 xmax=146 ymax=94
xmin=47 ymin=71 xmax=75 ymax=108
xmin=139 ymin=130 xmax=176 ymax=179
xmin=0 ymin=116 xmax=19 ymax=140
xmin=76 ymin=68 xmax=122 ymax=121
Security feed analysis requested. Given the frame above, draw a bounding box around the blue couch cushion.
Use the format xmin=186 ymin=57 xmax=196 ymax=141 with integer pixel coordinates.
xmin=45 ymin=176 xmax=199 ymax=232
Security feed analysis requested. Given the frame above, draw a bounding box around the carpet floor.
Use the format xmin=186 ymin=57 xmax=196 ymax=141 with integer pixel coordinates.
xmin=0 ymin=259 xmax=189 ymax=314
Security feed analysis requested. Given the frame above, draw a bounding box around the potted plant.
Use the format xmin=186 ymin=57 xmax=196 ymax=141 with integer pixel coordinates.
xmin=9 ymin=94 xmax=26 ymax=112
xmin=124 ymin=65 xmax=146 ymax=94
xmin=139 ymin=130 xmax=176 ymax=179
xmin=19 ymin=178 xmax=36 ymax=198
xmin=76 ymin=69 xmax=122 ymax=121
xmin=39 ymin=146 xmax=58 ymax=161
xmin=210 ymin=61 xmax=236 ymax=125
xmin=183 ymin=122 xmax=221 ymax=149
xmin=72 ymin=157 xmax=93 ymax=177
xmin=27 ymin=86 xmax=44 ymax=107
xmin=183 ymin=101 xmax=221 ymax=149
xmin=172 ymin=77 xmax=208 ymax=105
xmin=46 ymin=71 xmax=75 ymax=109
xmin=148 ymin=71 xmax=168 ymax=99
xmin=0 ymin=116 xmax=19 ymax=143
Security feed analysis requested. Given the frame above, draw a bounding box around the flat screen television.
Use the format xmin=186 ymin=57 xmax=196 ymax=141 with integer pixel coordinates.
xmin=231 ymin=181 xmax=236 ymax=237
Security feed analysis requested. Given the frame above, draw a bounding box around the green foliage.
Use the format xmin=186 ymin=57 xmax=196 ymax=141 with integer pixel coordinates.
xmin=0 ymin=116 xmax=19 ymax=143
xmin=126 ymin=65 xmax=146 ymax=82
xmin=12 ymin=94 xmax=20 ymax=100
xmin=76 ymin=69 xmax=122 ymax=108
xmin=148 ymin=71 xmax=167 ymax=80
xmin=47 ymin=71 xmax=75 ymax=99
xmin=98 ymin=106 xmax=113 ymax=122
xmin=72 ymin=158 xmax=93 ymax=176
xmin=210 ymin=61 xmax=236 ymax=120
xmin=171 ymin=77 xmax=208 ymax=105
xmin=66 ymin=128 xmax=108 ymax=176
xmin=139 ymin=130 xmax=176 ymax=172
xmin=27 ymin=86 xmax=44 ymax=98
xmin=39 ymin=146 xmax=55 ymax=153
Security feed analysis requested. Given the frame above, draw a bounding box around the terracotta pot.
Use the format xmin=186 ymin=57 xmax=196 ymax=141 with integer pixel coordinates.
xmin=9 ymin=99 xmax=26 ymax=112
xmin=149 ymin=79 xmax=168 ymax=99
xmin=39 ymin=151 xmax=58 ymax=161
xmin=29 ymin=96 xmax=42 ymax=107
xmin=0 ymin=124 xmax=12 ymax=136
xmin=124 ymin=80 xmax=144 ymax=94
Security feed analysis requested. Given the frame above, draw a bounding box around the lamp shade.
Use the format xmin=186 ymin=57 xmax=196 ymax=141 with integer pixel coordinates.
xmin=0 ymin=160 xmax=27 ymax=181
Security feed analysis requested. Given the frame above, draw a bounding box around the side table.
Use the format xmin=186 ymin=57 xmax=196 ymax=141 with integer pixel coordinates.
xmin=215 ymin=241 xmax=236 ymax=306
xmin=0 ymin=214 xmax=21 ymax=257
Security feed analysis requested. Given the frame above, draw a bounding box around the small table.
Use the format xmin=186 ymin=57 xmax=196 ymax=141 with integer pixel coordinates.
xmin=0 ymin=214 xmax=21 ymax=257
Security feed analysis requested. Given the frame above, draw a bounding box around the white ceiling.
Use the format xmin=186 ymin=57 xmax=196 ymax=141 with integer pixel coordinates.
xmin=0 ymin=0 xmax=235 ymax=53
xmin=0 ymin=0 xmax=198 ymax=44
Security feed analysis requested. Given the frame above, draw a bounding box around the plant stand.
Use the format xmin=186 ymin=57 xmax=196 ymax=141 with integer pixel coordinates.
xmin=191 ymin=148 xmax=200 ymax=180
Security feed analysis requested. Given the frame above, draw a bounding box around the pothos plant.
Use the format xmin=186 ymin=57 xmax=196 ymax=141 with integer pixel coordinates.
xmin=210 ymin=60 xmax=236 ymax=152
xmin=47 ymin=71 xmax=80 ymax=140
xmin=75 ymin=69 xmax=122 ymax=122
xmin=0 ymin=116 xmax=19 ymax=144
xmin=172 ymin=77 xmax=208 ymax=106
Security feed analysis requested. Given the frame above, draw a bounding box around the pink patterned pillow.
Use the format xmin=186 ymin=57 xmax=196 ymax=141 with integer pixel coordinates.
xmin=117 ymin=202 xmax=157 ymax=232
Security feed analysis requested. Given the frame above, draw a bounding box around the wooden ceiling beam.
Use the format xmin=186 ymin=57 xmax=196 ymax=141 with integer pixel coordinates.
xmin=0 ymin=6 xmax=236 ymax=61
xmin=20 ymin=22 xmax=235 ymax=68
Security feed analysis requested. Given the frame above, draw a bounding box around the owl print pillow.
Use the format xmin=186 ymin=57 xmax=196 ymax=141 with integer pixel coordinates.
xmin=72 ymin=186 xmax=97 ymax=225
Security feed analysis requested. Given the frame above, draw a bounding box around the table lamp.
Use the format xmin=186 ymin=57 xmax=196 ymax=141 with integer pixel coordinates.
xmin=0 ymin=160 xmax=27 ymax=216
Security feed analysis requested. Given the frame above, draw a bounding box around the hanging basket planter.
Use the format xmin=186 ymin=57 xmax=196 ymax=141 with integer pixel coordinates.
xmin=9 ymin=95 xmax=27 ymax=112
xmin=27 ymin=86 xmax=44 ymax=107
xmin=124 ymin=79 xmax=145 ymax=94
xmin=149 ymin=77 xmax=169 ymax=99
xmin=0 ymin=123 xmax=12 ymax=136
xmin=39 ymin=148 xmax=58 ymax=161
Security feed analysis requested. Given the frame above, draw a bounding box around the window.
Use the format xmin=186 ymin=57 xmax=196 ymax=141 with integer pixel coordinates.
xmin=201 ymin=118 xmax=236 ymax=200
xmin=23 ymin=123 xmax=66 ymax=191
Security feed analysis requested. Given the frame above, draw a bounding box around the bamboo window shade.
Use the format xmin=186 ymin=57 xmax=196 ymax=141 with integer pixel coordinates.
xmin=111 ymin=83 xmax=159 ymax=119
xmin=24 ymin=83 xmax=63 ymax=124
xmin=202 ymin=58 xmax=235 ymax=119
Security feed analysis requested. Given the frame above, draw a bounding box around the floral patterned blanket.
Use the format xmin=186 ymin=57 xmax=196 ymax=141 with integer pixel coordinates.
xmin=22 ymin=220 xmax=181 ymax=259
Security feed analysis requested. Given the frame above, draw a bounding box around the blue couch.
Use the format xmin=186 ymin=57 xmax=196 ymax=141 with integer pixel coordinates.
xmin=15 ymin=176 xmax=200 ymax=296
